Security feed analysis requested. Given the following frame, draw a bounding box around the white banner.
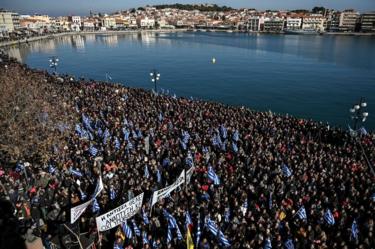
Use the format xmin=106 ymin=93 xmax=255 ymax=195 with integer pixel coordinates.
xmin=96 ymin=193 xmax=144 ymax=232
xmin=151 ymin=169 xmax=186 ymax=207
xmin=70 ymin=177 xmax=104 ymax=224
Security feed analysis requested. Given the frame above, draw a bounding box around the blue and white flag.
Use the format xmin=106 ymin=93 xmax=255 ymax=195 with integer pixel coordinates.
xmin=296 ymin=206 xmax=307 ymax=220
xmin=97 ymin=127 xmax=103 ymax=138
xmin=281 ymin=164 xmax=292 ymax=177
xmin=351 ymin=219 xmax=359 ymax=241
xmin=48 ymin=164 xmax=56 ymax=174
xmin=142 ymin=231 xmax=149 ymax=244
xmin=142 ymin=209 xmax=149 ymax=224
xmin=110 ymin=188 xmax=116 ymax=200
xmin=15 ymin=162 xmax=24 ymax=172
xmin=284 ymin=239 xmax=294 ymax=249
xmin=114 ymin=137 xmax=121 ymax=150
xmin=156 ymin=169 xmax=162 ymax=183
xmin=158 ymin=112 xmax=163 ymax=122
xmin=103 ymin=128 xmax=111 ymax=144
xmin=144 ymin=165 xmax=150 ymax=179
xmin=123 ymin=128 xmax=130 ymax=141
xmin=196 ymin=217 xmax=202 ymax=246
xmin=82 ymin=114 xmax=93 ymax=131
xmin=205 ymin=217 xmax=218 ymax=235
xmin=180 ymin=140 xmax=187 ymax=150
xmin=132 ymin=219 xmax=141 ymax=236
xmin=89 ymin=144 xmax=98 ymax=157
xmin=182 ymin=131 xmax=190 ymax=144
xmin=113 ymin=242 xmax=123 ymax=249
xmin=172 ymin=93 xmax=177 ymax=99
xmin=264 ymin=238 xmax=272 ymax=249
xmin=122 ymin=222 xmax=132 ymax=239
xmin=176 ymin=225 xmax=183 ymax=240
xmin=324 ymin=209 xmax=335 ymax=225
xmin=220 ymin=125 xmax=227 ymax=139
xmin=75 ymin=124 xmax=82 ymax=136
xmin=232 ymin=142 xmax=238 ymax=153
xmin=70 ymin=168 xmax=83 ymax=177
xmin=92 ymin=198 xmax=100 ymax=213
xmin=208 ymin=166 xmax=220 ymax=185
xmin=218 ymin=230 xmax=231 ymax=247
xmin=126 ymin=141 xmax=133 ymax=150
xmin=241 ymin=200 xmax=248 ymax=216
xmin=185 ymin=211 xmax=193 ymax=229
xmin=232 ymin=129 xmax=239 ymax=141
xmin=79 ymin=189 xmax=87 ymax=201
xmin=212 ymin=134 xmax=221 ymax=147
xmin=224 ymin=208 xmax=230 ymax=223
xmin=167 ymin=224 xmax=172 ymax=244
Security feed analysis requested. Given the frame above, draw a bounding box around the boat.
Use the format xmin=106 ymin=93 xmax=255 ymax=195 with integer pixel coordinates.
xmin=284 ymin=29 xmax=323 ymax=35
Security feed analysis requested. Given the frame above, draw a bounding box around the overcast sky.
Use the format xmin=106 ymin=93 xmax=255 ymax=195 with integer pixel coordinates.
xmin=2 ymin=0 xmax=374 ymax=16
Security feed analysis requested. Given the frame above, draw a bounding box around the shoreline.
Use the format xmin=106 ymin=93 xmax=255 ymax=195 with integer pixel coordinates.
xmin=1 ymin=28 xmax=374 ymax=48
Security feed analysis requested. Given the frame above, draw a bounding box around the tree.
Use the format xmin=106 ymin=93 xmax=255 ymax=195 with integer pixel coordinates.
xmin=312 ymin=6 xmax=326 ymax=14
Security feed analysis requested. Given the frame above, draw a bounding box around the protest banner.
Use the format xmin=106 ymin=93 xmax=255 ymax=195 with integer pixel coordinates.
xmin=96 ymin=193 xmax=144 ymax=232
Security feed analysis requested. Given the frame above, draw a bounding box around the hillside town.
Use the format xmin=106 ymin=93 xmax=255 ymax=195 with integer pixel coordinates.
xmin=0 ymin=4 xmax=375 ymax=40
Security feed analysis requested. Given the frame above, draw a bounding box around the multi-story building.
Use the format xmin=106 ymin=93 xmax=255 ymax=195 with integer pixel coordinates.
xmin=339 ymin=9 xmax=359 ymax=31
xmin=286 ymin=17 xmax=302 ymax=30
xmin=138 ymin=17 xmax=155 ymax=29
xmin=263 ymin=17 xmax=284 ymax=32
xmin=302 ymin=14 xmax=325 ymax=31
xmin=70 ymin=16 xmax=81 ymax=24
xmin=0 ymin=10 xmax=21 ymax=32
xmin=247 ymin=16 xmax=264 ymax=31
xmin=360 ymin=11 xmax=375 ymax=32
xmin=102 ymin=17 xmax=116 ymax=29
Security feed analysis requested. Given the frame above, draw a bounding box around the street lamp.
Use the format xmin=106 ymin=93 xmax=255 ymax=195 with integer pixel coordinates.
xmin=49 ymin=56 xmax=59 ymax=74
xmin=150 ymin=69 xmax=160 ymax=93
xmin=349 ymin=97 xmax=369 ymax=130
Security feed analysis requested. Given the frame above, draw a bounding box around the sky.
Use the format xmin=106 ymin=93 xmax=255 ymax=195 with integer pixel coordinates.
xmin=1 ymin=0 xmax=374 ymax=16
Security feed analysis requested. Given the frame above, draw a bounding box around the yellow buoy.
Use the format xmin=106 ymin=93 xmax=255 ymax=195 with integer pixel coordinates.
xmin=212 ymin=57 xmax=216 ymax=64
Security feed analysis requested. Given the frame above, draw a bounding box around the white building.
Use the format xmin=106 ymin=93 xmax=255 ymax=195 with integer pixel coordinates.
xmin=139 ymin=18 xmax=155 ymax=29
xmin=71 ymin=16 xmax=81 ymax=24
xmin=70 ymin=23 xmax=81 ymax=31
xmin=102 ymin=17 xmax=116 ymax=29
xmin=247 ymin=16 xmax=264 ymax=31
xmin=339 ymin=10 xmax=359 ymax=31
xmin=302 ymin=14 xmax=325 ymax=31
xmin=286 ymin=17 xmax=302 ymax=30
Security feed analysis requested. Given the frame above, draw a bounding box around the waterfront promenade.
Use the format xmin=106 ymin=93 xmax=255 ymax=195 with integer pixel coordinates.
xmin=0 ymin=51 xmax=374 ymax=249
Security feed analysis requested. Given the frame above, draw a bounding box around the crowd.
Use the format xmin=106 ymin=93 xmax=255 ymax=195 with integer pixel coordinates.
xmin=0 ymin=53 xmax=374 ymax=249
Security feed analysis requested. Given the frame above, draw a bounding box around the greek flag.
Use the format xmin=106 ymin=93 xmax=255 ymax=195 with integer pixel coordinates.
xmin=159 ymin=112 xmax=163 ymax=122
xmin=136 ymin=129 xmax=143 ymax=138
xmin=182 ymin=131 xmax=190 ymax=144
xmin=224 ymin=208 xmax=230 ymax=223
xmin=206 ymin=217 xmax=218 ymax=235
xmin=106 ymin=73 xmax=112 ymax=81
xmin=167 ymin=224 xmax=172 ymax=243
xmin=185 ymin=211 xmax=193 ymax=229
xmin=208 ymin=166 xmax=220 ymax=185
xmin=284 ymin=239 xmax=294 ymax=249
xmin=75 ymin=124 xmax=82 ymax=136
xmin=351 ymin=220 xmax=359 ymax=241
xmin=122 ymin=222 xmax=132 ymax=239
xmin=70 ymin=168 xmax=83 ymax=177
xmin=79 ymin=189 xmax=87 ymax=201
xmin=264 ymin=238 xmax=272 ymax=249
xmin=220 ymin=125 xmax=227 ymax=139
xmin=126 ymin=141 xmax=133 ymax=150
xmin=176 ymin=226 xmax=183 ymax=240
xmin=132 ymin=219 xmax=141 ymax=236
xmin=92 ymin=198 xmax=100 ymax=213
xmin=142 ymin=209 xmax=149 ymax=224
xmin=212 ymin=134 xmax=220 ymax=147
xmin=195 ymin=217 xmax=202 ymax=246
xmin=232 ymin=142 xmax=238 ymax=153
xmin=97 ymin=127 xmax=103 ymax=138
xmin=144 ymin=165 xmax=150 ymax=179
xmin=324 ymin=209 xmax=335 ymax=225
xmin=123 ymin=128 xmax=130 ymax=141
xmin=172 ymin=93 xmax=177 ymax=99
xmin=48 ymin=164 xmax=56 ymax=174
xmin=156 ymin=169 xmax=162 ymax=183
xmin=202 ymin=146 xmax=209 ymax=154
xmin=296 ymin=206 xmax=307 ymax=220
xmin=110 ymin=188 xmax=116 ymax=200
xmin=281 ymin=164 xmax=292 ymax=177
xmin=114 ymin=137 xmax=121 ymax=150
xmin=103 ymin=128 xmax=111 ymax=144
xmin=142 ymin=231 xmax=149 ymax=244
xmin=89 ymin=144 xmax=98 ymax=157
xmin=241 ymin=200 xmax=248 ymax=216
xmin=82 ymin=114 xmax=93 ymax=131
xmin=218 ymin=230 xmax=231 ymax=247
xmin=180 ymin=140 xmax=187 ymax=150
xmin=186 ymin=155 xmax=194 ymax=167
xmin=113 ymin=242 xmax=123 ymax=249
xmin=232 ymin=129 xmax=239 ymax=141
